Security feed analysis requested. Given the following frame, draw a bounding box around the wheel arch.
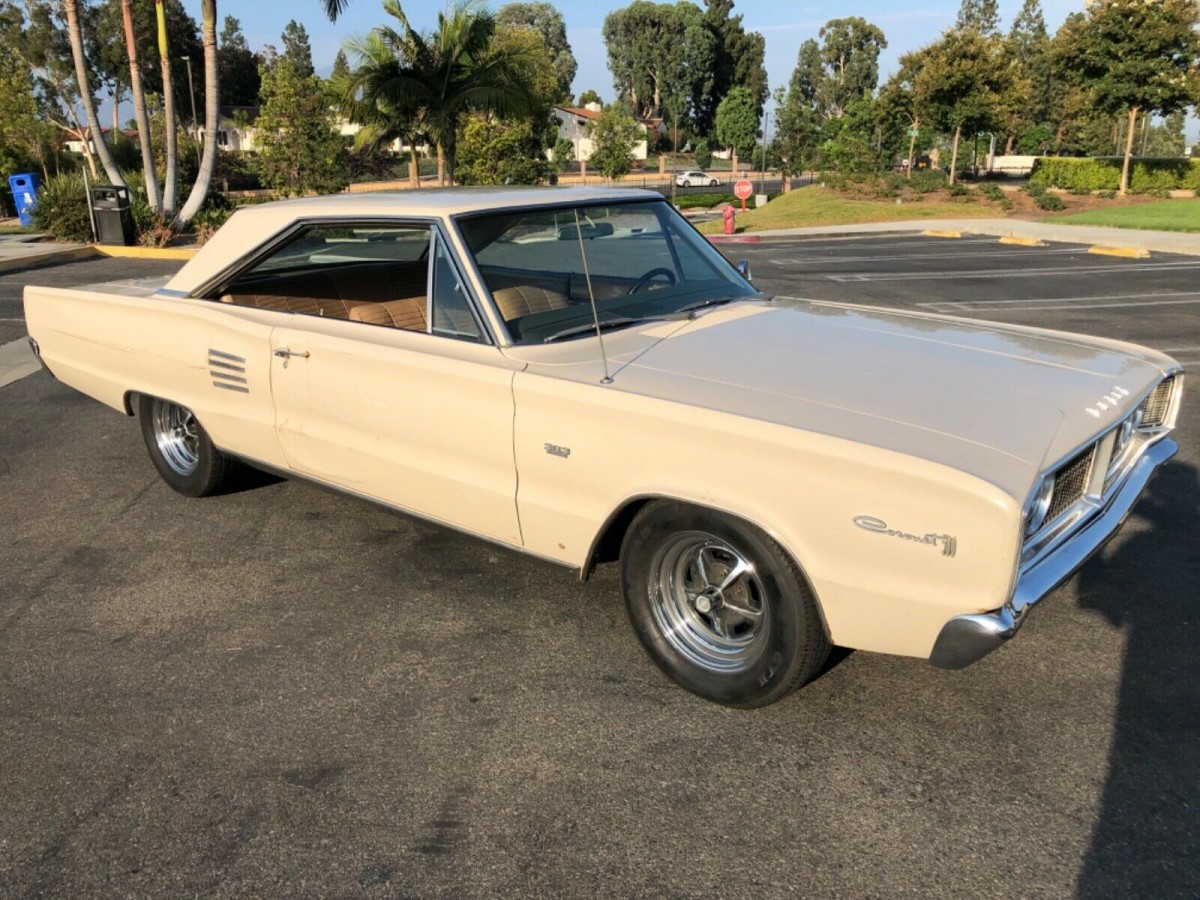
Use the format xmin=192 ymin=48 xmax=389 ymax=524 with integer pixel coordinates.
xmin=580 ymin=494 xmax=831 ymax=642
xmin=122 ymin=389 xmax=139 ymax=416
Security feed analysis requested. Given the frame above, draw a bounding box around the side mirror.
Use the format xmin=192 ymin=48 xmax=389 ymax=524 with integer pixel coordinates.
xmin=736 ymin=259 xmax=751 ymax=281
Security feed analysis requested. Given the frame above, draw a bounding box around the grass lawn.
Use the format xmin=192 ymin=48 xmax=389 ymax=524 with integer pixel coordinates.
xmin=695 ymin=185 xmax=998 ymax=234
xmin=0 ymin=222 xmax=32 ymax=235
xmin=1050 ymin=199 xmax=1200 ymax=233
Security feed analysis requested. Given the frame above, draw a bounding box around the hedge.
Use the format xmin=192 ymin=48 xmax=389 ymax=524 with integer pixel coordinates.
xmin=1030 ymin=157 xmax=1200 ymax=192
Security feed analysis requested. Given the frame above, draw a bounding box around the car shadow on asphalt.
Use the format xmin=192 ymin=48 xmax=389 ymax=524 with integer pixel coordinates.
xmin=1074 ymin=460 xmax=1200 ymax=898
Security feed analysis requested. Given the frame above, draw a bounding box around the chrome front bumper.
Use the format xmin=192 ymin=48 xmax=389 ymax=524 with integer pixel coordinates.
xmin=929 ymin=437 xmax=1177 ymax=670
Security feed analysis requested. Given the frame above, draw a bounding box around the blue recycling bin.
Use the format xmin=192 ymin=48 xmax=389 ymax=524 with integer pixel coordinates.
xmin=8 ymin=173 xmax=42 ymax=228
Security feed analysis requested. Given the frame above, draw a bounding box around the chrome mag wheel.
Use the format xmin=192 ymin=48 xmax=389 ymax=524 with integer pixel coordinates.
xmin=151 ymin=398 xmax=201 ymax=477
xmin=648 ymin=531 xmax=769 ymax=673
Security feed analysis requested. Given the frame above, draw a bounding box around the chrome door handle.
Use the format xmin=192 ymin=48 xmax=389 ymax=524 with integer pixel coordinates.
xmin=274 ymin=348 xmax=309 ymax=368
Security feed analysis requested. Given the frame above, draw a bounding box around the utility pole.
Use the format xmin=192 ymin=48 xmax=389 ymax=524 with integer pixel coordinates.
xmin=759 ymin=111 xmax=769 ymax=193
xmin=181 ymin=55 xmax=200 ymax=165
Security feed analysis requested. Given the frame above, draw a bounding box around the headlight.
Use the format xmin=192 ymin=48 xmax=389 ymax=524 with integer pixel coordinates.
xmin=1025 ymin=475 xmax=1055 ymax=537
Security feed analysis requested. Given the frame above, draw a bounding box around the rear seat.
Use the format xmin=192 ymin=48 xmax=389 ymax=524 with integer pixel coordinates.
xmin=221 ymin=262 xmax=429 ymax=324
xmin=348 ymin=298 xmax=427 ymax=331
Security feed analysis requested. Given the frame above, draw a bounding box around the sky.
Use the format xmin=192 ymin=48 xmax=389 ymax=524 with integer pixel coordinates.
xmin=173 ymin=0 xmax=1197 ymax=142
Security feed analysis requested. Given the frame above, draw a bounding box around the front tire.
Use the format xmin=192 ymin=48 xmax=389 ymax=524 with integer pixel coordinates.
xmin=138 ymin=395 xmax=236 ymax=497
xmin=682 ymin=180 xmax=691 ymax=187
xmin=620 ymin=502 xmax=831 ymax=708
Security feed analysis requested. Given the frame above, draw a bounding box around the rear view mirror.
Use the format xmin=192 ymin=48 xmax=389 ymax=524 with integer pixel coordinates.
xmin=736 ymin=259 xmax=752 ymax=281
xmin=558 ymin=222 xmax=614 ymax=241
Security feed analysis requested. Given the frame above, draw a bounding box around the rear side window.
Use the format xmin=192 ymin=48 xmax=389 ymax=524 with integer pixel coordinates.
xmin=213 ymin=223 xmax=482 ymax=341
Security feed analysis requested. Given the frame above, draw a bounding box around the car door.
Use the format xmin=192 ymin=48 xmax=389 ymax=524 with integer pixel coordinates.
xmin=266 ymin=224 xmax=524 ymax=546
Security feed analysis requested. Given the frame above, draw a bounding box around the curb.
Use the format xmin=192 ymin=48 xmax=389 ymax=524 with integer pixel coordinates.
xmin=1087 ymin=245 xmax=1151 ymax=259
xmin=999 ymin=235 xmax=1046 ymax=247
xmin=0 ymin=245 xmax=98 ymax=275
xmin=707 ymin=234 xmax=761 ymax=243
xmin=922 ymin=229 xmax=962 ymax=239
xmin=93 ymin=245 xmax=198 ymax=260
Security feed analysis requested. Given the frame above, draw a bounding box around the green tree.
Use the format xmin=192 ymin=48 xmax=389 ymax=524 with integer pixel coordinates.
xmin=714 ymin=85 xmax=758 ymax=165
xmin=63 ymin=0 xmax=125 ymax=185
xmin=457 ymin=114 xmax=553 ymax=184
xmin=330 ymin=48 xmax=351 ymax=84
xmin=219 ymin=16 xmax=260 ymax=106
xmin=692 ymin=136 xmax=711 ymax=168
xmin=282 ymin=20 xmax=315 ymax=78
xmin=956 ymin=0 xmax=1000 ymax=36
xmin=552 ymin=136 xmax=574 ymax=170
xmin=496 ymin=3 xmax=576 ymax=101
xmin=698 ymin=0 xmax=766 ymax=133
xmin=911 ymin=30 xmax=1013 ymax=183
xmin=1054 ymin=0 xmax=1200 ymax=194
xmin=1006 ymin=0 xmax=1052 ymax=152
xmin=816 ymin=17 xmax=888 ymax=119
xmin=254 ymin=57 xmax=347 ymax=195
xmin=340 ymin=0 xmax=540 ymax=185
xmin=588 ymin=106 xmax=640 ymax=179
xmin=578 ymin=88 xmax=602 ymax=106
xmin=0 ymin=49 xmax=55 ymax=178
xmin=603 ymin=1 xmax=715 ymax=124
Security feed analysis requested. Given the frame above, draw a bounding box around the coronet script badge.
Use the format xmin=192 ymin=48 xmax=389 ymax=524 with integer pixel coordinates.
xmin=544 ymin=443 xmax=571 ymax=459
xmin=853 ymin=515 xmax=957 ymax=558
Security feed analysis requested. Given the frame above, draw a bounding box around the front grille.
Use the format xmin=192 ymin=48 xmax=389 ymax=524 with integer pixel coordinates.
xmin=1141 ymin=376 xmax=1174 ymax=426
xmin=1046 ymin=446 xmax=1094 ymax=524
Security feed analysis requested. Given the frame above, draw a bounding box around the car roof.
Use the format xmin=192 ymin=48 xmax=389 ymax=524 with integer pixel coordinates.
xmin=165 ymin=186 xmax=665 ymax=294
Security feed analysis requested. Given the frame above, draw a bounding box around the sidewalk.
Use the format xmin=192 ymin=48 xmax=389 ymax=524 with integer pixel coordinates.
xmin=748 ymin=218 xmax=1200 ymax=256
xmin=0 ymin=234 xmax=96 ymax=274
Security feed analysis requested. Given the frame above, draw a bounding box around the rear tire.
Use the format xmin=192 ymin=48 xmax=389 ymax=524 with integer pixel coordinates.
xmin=138 ymin=395 xmax=236 ymax=497
xmin=620 ymin=501 xmax=830 ymax=708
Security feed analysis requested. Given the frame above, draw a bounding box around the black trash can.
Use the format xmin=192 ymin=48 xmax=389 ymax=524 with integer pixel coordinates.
xmin=91 ymin=185 xmax=135 ymax=246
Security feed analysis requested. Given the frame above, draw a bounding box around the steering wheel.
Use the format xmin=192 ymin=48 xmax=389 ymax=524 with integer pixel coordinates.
xmin=628 ymin=267 xmax=677 ymax=294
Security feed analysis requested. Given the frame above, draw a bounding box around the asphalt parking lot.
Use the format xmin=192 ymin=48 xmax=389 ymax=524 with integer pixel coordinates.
xmin=1 ymin=238 xmax=1197 ymax=898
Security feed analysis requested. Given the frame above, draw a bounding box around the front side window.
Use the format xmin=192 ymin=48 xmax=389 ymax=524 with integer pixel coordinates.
xmin=457 ymin=200 xmax=754 ymax=344
xmin=215 ymin=223 xmax=482 ymax=341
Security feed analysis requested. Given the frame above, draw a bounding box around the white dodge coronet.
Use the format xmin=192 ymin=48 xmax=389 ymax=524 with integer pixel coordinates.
xmin=23 ymin=187 xmax=1183 ymax=706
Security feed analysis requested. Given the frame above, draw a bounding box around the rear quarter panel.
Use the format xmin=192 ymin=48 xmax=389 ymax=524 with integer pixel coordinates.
xmin=23 ymin=286 xmax=287 ymax=468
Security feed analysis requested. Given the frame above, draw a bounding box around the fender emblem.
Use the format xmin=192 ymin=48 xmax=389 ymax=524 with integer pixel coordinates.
xmin=853 ymin=515 xmax=957 ymax=558
xmin=544 ymin=443 xmax=571 ymax=458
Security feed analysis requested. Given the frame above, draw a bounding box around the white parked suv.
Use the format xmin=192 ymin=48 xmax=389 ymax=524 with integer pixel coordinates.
xmin=674 ymin=170 xmax=720 ymax=187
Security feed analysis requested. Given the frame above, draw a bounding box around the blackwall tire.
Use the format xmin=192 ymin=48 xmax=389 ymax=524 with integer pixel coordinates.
xmin=620 ymin=501 xmax=831 ymax=708
xmin=138 ymin=395 xmax=236 ymax=497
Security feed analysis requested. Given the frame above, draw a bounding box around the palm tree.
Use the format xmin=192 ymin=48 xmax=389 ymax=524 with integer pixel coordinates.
xmin=321 ymin=0 xmax=352 ymax=22
xmin=120 ymin=0 xmax=161 ymax=213
xmin=341 ymin=0 xmax=537 ymax=186
xmin=62 ymin=0 xmax=125 ymax=187
xmin=154 ymin=0 xmax=179 ymax=212
xmin=177 ymin=0 xmax=219 ymax=226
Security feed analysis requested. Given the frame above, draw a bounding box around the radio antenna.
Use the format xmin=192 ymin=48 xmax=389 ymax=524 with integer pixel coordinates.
xmin=573 ymin=208 xmax=613 ymax=384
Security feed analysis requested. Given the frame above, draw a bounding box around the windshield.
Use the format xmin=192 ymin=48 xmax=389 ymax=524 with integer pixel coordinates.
xmin=456 ymin=200 xmax=755 ymax=344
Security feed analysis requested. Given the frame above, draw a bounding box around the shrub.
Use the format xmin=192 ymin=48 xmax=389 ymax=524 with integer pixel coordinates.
xmin=29 ymin=172 xmax=93 ymax=241
xmin=999 ymin=197 xmax=1014 ymax=211
xmin=1036 ymin=193 xmax=1066 ymax=211
xmin=1098 ymin=189 xmax=1117 ymax=200
xmin=137 ymin=216 xmax=176 ymax=247
xmin=1025 ymin=181 xmax=1047 ymax=198
xmin=191 ymin=206 xmax=232 ymax=245
xmin=692 ymin=138 xmax=712 ymax=169
xmin=908 ymin=170 xmax=944 ymax=194
xmin=947 ymin=182 xmax=971 ymax=198
xmin=977 ymin=182 xmax=1005 ymax=201
xmin=1031 ymin=157 xmax=1200 ymax=192
xmin=1068 ymin=187 xmax=1091 ymax=196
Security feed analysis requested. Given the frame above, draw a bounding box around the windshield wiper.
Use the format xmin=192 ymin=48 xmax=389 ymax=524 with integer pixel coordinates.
xmin=671 ymin=292 xmax=774 ymax=318
xmin=542 ymin=317 xmax=643 ymax=343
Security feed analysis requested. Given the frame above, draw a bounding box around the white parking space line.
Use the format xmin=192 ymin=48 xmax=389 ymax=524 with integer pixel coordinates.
xmin=921 ymin=290 xmax=1200 ymax=313
xmin=935 ymin=297 xmax=1200 ymax=313
xmin=0 ymin=338 xmax=38 ymax=389
xmin=827 ymin=260 xmax=1200 ymax=283
xmin=774 ymin=247 xmax=1081 ymax=266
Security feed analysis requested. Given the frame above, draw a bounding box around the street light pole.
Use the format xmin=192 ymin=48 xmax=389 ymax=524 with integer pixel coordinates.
xmin=181 ymin=55 xmax=200 ymax=166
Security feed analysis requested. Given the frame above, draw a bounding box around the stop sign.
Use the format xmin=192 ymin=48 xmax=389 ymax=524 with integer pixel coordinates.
xmin=734 ymin=179 xmax=754 ymax=200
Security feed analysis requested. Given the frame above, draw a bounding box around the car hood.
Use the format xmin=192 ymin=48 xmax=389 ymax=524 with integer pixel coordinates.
xmin=532 ymin=300 xmax=1175 ymax=497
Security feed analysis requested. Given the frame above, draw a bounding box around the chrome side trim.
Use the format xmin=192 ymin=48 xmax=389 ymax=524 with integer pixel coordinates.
xmin=27 ymin=336 xmax=57 ymax=380
xmin=930 ymin=437 xmax=1177 ymax=669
